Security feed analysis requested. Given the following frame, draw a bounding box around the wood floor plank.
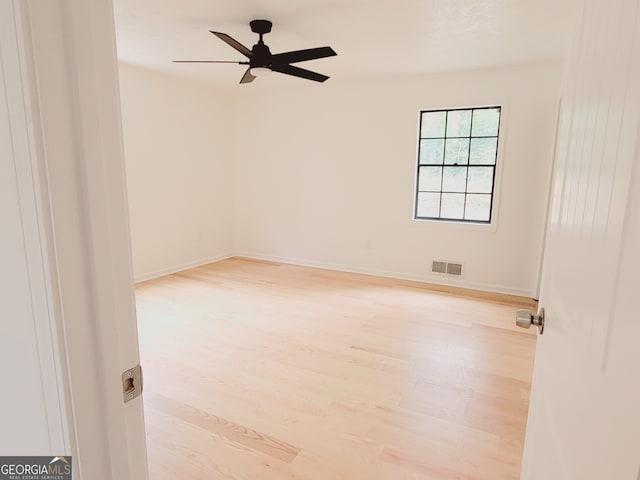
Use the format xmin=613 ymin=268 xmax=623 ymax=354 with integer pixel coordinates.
xmin=147 ymin=394 xmax=301 ymax=464
xmin=136 ymin=257 xmax=537 ymax=479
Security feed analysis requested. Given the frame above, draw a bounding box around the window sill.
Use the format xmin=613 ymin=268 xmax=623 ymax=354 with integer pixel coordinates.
xmin=411 ymin=217 xmax=498 ymax=233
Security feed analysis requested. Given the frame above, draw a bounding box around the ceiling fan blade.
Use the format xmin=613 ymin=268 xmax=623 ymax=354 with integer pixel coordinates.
xmin=173 ymin=60 xmax=247 ymax=64
xmin=271 ymin=64 xmax=329 ymax=83
xmin=270 ymin=47 xmax=336 ymax=66
xmin=210 ymin=31 xmax=253 ymax=58
xmin=240 ymin=67 xmax=256 ymax=84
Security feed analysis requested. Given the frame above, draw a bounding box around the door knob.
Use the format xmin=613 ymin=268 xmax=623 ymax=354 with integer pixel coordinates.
xmin=516 ymin=307 xmax=545 ymax=334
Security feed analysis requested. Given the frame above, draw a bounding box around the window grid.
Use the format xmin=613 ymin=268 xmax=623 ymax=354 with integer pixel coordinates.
xmin=414 ymin=106 xmax=501 ymax=224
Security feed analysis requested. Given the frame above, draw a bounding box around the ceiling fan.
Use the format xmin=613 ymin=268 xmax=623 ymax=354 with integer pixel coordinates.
xmin=174 ymin=20 xmax=337 ymax=84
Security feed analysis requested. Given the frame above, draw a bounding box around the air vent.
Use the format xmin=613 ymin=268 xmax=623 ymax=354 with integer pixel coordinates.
xmin=446 ymin=262 xmax=463 ymax=276
xmin=432 ymin=260 xmax=464 ymax=277
xmin=431 ymin=261 xmax=447 ymax=273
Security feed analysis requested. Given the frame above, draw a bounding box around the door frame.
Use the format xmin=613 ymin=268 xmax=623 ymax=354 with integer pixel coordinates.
xmin=12 ymin=0 xmax=148 ymax=478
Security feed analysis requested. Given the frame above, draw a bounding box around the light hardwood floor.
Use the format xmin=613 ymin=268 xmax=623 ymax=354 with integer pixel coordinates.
xmin=135 ymin=257 xmax=537 ymax=480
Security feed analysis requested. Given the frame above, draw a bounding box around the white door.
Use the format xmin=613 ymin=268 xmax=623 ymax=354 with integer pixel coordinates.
xmin=521 ymin=0 xmax=640 ymax=478
xmin=0 ymin=1 xmax=69 ymax=453
xmin=11 ymin=1 xmax=149 ymax=478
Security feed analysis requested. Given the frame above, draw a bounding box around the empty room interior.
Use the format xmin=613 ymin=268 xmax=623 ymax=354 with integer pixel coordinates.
xmin=114 ymin=0 xmax=560 ymax=477
xmin=25 ymin=0 xmax=632 ymax=477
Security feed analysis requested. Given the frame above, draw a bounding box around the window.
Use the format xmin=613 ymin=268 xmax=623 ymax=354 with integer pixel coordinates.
xmin=414 ymin=106 xmax=501 ymax=223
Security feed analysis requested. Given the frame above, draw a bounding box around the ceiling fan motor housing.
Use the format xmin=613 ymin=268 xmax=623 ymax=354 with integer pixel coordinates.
xmin=250 ymin=20 xmax=273 ymax=35
xmin=250 ymin=42 xmax=272 ymax=68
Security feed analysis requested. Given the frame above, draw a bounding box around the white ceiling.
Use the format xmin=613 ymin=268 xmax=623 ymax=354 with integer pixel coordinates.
xmin=114 ymin=0 xmax=580 ymax=87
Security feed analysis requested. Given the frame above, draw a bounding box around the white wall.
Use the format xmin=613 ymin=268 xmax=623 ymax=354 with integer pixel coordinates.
xmin=118 ymin=63 xmax=234 ymax=281
xmin=119 ymin=61 xmax=561 ymax=296
xmin=0 ymin=0 xmax=69 ymax=455
xmin=232 ymin=62 xmax=563 ymax=297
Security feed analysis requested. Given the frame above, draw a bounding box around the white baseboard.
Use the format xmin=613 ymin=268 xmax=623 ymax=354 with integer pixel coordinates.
xmin=234 ymin=252 xmax=535 ymax=298
xmin=134 ymin=253 xmax=234 ymax=284
xmin=134 ymin=250 xmax=534 ymax=298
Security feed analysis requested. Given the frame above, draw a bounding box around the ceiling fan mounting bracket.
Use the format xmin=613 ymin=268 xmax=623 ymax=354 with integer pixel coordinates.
xmin=250 ymin=20 xmax=272 ymax=36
